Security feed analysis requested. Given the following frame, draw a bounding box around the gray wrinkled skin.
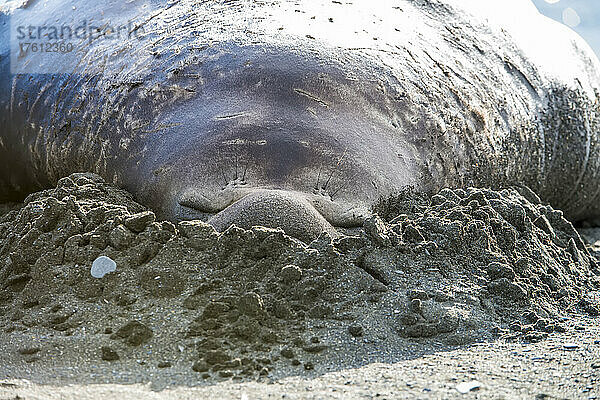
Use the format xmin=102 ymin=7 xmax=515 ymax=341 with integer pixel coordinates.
xmin=1 ymin=0 xmax=600 ymax=240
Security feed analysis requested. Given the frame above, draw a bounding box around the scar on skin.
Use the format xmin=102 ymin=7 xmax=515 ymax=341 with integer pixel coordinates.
xmin=294 ymin=88 xmax=330 ymax=108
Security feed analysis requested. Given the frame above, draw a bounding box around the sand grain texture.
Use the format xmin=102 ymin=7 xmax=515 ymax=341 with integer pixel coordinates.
xmin=0 ymin=173 xmax=599 ymax=398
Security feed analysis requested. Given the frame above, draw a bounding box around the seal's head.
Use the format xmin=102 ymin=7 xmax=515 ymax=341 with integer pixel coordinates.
xmin=131 ymin=45 xmax=421 ymax=241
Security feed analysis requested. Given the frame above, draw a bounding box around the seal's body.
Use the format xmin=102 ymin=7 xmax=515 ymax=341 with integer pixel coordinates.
xmin=1 ymin=0 xmax=600 ymax=240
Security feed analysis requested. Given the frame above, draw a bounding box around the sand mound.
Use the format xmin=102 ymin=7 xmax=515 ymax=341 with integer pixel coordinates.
xmin=0 ymin=173 xmax=599 ymax=385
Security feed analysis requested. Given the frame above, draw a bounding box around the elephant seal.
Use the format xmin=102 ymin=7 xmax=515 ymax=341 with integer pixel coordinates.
xmin=1 ymin=0 xmax=600 ymax=241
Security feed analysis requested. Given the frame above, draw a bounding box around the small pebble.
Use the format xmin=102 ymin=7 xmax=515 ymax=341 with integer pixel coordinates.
xmin=281 ymin=348 xmax=295 ymax=359
xmin=280 ymin=265 xmax=303 ymax=284
xmin=410 ymin=298 xmax=422 ymax=314
xmin=124 ymin=211 xmax=155 ymax=233
xmin=192 ymin=361 xmax=209 ymax=372
xmin=348 ymin=325 xmax=364 ymax=337
xmin=218 ymin=370 xmax=233 ymax=378
xmin=100 ymin=346 xmax=119 ymax=361
xmin=91 ymin=256 xmax=117 ymax=279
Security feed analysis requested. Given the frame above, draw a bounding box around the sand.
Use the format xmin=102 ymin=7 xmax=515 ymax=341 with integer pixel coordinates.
xmin=0 ymin=173 xmax=599 ymax=398
xmin=1 ymin=317 xmax=599 ymax=399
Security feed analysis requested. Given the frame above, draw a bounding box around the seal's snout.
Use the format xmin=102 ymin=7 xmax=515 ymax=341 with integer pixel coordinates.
xmin=206 ymin=190 xmax=338 ymax=242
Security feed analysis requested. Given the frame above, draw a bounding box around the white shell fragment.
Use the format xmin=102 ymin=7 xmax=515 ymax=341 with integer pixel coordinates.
xmin=90 ymin=256 xmax=117 ymax=278
xmin=456 ymin=380 xmax=482 ymax=394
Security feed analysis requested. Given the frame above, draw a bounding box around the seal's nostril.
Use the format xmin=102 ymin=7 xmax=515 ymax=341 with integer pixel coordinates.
xmin=178 ymin=192 xmax=226 ymax=214
xmin=179 ymin=200 xmax=216 ymax=214
xmin=175 ymin=192 xmax=229 ymax=222
xmin=206 ymin=190 xmax=338 ymax=242
xmin=175 ymin=203 xmax=213 ymax=222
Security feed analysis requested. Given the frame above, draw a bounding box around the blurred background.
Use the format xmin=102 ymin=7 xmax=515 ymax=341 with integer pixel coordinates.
xmin=532 ymin=0 xmax=600 ymax=58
